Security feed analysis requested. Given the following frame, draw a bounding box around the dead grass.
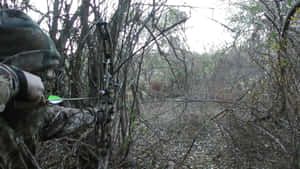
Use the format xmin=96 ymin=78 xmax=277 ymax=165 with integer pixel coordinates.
xmin=129 ymin=100 xmax=224 ymax=168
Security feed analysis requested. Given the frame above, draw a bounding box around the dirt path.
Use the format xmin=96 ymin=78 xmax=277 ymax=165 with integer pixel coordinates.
xmin=131 ymin=101 xmax=224 ymax=168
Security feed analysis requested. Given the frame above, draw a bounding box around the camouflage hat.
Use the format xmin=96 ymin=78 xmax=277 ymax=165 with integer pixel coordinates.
xmin=0 ymin=9 xmax=61 ymax=72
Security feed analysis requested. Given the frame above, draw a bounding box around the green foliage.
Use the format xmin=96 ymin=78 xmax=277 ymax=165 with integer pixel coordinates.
xmin=162 ymin=8 xmax=188 ymax=28
xmin=217 ymin=0 xmax=300 ymax=168
xmin=288 ymin=0 xmax=292 ymax=7
xmin=122 ymin=136 xmax=132 ymax=151
xmin=270 ymin=41 xmax=281 ymax=52
xmin=200 ymin=55 xmax=216 ymax=75
xmin=250 ymin=3 xmax=261 ymax=14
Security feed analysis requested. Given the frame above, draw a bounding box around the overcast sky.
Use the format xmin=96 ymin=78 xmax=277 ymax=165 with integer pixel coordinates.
xmin=31 ymin=0 xmax=233 ymax=54
xmin=166 ymin=0 xmax=233 ymax=53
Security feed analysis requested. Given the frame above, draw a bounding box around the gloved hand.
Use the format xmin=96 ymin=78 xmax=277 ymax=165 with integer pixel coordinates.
xmin=15 ymin=71 xmax=46 ymax=110
xmin=23 ymin=71 xmax=45 ymax=104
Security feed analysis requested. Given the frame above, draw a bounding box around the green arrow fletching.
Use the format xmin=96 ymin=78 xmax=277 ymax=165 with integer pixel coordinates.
xmin=48 ymin=95 xmax=62 ymax=100
xmin=47 ymin=95 xmax=99 ymax=104
xmin=48 ymin=95 xmax=63 ymax=104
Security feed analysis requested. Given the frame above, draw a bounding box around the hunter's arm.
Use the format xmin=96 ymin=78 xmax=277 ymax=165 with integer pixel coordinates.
xmin=0 ymin=63 xmax=27 ymax=111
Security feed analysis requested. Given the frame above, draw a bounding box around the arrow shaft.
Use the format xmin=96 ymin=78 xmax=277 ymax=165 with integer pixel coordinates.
xmin=60 ymin=97 xmax=98 ymax=101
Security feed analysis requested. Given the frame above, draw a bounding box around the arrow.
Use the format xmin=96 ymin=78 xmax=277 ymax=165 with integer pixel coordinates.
xmin=47 ymin=95 xmax=98 ymax=104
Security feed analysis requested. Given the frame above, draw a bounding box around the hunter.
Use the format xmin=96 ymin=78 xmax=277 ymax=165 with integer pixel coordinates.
xmin=0 ymin=8 xmax=61 ymax=169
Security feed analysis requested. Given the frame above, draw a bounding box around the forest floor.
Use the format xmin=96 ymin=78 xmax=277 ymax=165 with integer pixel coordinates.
xmin=36 ymin=98 xmax=227 ymax=169
xmin=130 ymin=100 xmax=225 ymax=169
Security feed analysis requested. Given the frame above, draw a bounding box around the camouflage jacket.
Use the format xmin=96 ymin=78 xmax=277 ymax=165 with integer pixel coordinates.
xmin=0 ymin=63 xmax=20 ymax=112
xmin=0 ymin=64 xmax=95 ymax=169
xmin=0 ymin=8 xmax=63 ymax=169
xmin=0 ymin=63 xmax=39 ymax=169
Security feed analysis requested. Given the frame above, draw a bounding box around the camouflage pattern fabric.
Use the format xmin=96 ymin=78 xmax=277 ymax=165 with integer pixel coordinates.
xmin=0 ymin=105 xmax=46 ymax=169
xmin=0 ymin=9 xmax=61 ymax=72
xmin=0 ymin=8 xmax=62 ymax=169
xmin=0 ymin=71 xmax=53 ymax=169
xmin=41 ymin=105 xmax=94 ymax=140
xmin=0 ymin=65 xmax=94 ymax=168
xmin=0 ymin=64 xmax=35 ymax=169
xmin=0 ymin=63 xmax=18 ymax=112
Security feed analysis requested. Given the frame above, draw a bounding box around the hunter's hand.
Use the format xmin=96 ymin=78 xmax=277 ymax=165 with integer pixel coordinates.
xmin=15 ymin=71 xmax=45 ymax=110
xmin=24 ymin=71 xmax=45 ymax=103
